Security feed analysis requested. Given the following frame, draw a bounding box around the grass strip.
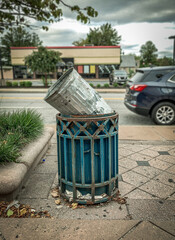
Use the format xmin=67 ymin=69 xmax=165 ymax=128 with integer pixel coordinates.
xmin=0 ymin=109 xmax=44 ymax=164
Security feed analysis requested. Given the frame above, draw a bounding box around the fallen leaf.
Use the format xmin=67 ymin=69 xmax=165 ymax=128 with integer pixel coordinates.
xmin=7 ymin=209 xmax=14 ymax=217
xmin=20 ymin=208 xmax=27 ymax=216
xmin=51 ymin=188 xmax=60 ymax=198
xmin=71 ymin=203 xmax=78 ymax=210
xmin=78 ymin=205 xmax=86 ymax=209
xmin=55 ymin=199 xmax=61 ymax=205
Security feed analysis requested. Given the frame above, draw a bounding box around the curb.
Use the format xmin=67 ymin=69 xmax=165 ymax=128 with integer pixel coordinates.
xmin=0 ymin=88 xmax=126 ymax=94
xmin=0 ymin=127 xmax=55 ymax=201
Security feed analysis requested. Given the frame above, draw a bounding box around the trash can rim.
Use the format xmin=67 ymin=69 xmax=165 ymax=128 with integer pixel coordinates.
xmin=56 ymin=112 xmax=118 ymax=122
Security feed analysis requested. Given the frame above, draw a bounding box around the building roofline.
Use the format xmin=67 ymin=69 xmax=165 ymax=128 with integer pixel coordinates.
xmin=10 ymin=46 xmax=120 ymax=50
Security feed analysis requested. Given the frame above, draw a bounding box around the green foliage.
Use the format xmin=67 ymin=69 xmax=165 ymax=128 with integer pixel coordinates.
xmin=25 ymin=46 xmax=61 ymax=87
xmin=12 ymin=81 xmax=18 ymax=87
xmin=104 ymin=83 xmax=110 ymax=88
xmin=19 ymin=81 xmax=25 ymax=87
xmin=73 ymin=23 xmax=121 ymax=46
xmin=0 ymin=109 xmax=44 ymax=163
xmin=0 ymin=0 xmax=98 ymax=33
xmin=140 ymin=41 xmax=158 ymax=67
xmin=25 ymin=81 xmax=32 ymax=87
xmin=6 ymin=81 xmax=12 ymax=87
xmin=96 ymin=84 xmax=101 ymax=88
xmin=128 ymin=69 xmax=134 ymax=78
xmin=41 ymin=76 xmax=52 ymax=87
xmin=1 ymin=26 xmax=42 ymax=65
xmin=89 ymin=83 xmax=94 ymax=88
xmin=156 ymin=57 xmax=173 ymax=66
xmin=113 ymin=83 xmax=119 ymax=88
xmin=19 ymin=81 xmax=32 ymax=87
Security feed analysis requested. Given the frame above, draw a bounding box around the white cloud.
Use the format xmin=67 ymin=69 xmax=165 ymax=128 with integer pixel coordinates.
xmin=116 ymin=22 xmax=175 ymax=57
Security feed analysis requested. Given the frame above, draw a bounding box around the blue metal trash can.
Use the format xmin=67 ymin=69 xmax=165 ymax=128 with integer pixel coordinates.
xmin=56 ymin=112 xmax=118 ymax=204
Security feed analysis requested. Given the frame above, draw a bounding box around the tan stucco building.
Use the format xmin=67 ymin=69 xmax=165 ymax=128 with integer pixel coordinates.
xmin=10 ymin=46 xmax=120 ymax=79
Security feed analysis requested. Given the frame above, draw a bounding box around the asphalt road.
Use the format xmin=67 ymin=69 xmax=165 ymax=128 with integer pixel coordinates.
xmin=0 ymin=92 xmax=154 ymax=125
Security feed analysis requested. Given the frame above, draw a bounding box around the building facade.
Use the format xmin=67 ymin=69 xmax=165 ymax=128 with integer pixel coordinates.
xmin=10 ymin=46 xmax=121 ymax=79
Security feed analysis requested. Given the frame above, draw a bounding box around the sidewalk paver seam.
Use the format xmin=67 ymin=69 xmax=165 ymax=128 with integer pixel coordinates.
xmin=149 ymin=221 xmax=175 ymax=237
xmin=118 ymin=220 xmax=142 ymax=240
xmin=120 ymin=169 xmax=175 ymax=200
xmin=124 ymin=187 xmax=159 ymax=199
xmin=164 ymin=166 xmax=175 ymax=175
xmin=121 ymin=175 xmax=151 ymax=191
xmin=166 ymin=193 xmax=175 ymax=201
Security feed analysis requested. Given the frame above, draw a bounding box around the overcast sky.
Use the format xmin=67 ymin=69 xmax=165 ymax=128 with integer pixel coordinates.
xmin=38 ymin=0 xmax=175 ymax=58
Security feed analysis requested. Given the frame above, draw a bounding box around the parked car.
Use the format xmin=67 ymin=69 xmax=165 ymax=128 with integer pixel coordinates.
xmin=109 ymin=70 xmax=128 ymax=85
xmin=124 ymin=66 xmax=175 ymax=125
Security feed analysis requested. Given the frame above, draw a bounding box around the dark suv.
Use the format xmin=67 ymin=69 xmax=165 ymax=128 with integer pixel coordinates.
xmin=124 ymin=66 xmax=175 ymax=125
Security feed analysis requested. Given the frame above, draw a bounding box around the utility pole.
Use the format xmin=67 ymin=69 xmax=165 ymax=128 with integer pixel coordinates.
xmin=168 ymin=35 xmax=175 ymax=65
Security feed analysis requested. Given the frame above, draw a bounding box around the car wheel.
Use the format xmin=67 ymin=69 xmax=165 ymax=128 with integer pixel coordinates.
xmin=151 ymin=102 xmax=175 ymax=125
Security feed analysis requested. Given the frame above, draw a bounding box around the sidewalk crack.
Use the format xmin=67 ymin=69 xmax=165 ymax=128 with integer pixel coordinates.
xmin=118 ymin=221 xmax=142 ymax=240
xmin=149 ymin=221 xmax=175 ymax=237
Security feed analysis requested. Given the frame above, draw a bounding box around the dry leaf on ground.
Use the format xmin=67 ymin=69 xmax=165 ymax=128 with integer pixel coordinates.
xmin=55 ymin=199 xmax=61 ymax=205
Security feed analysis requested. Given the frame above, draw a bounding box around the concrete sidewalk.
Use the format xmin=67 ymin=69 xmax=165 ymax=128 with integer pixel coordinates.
xmin=0 ymin=87 xmax=126 ymax=94
xmin=0 ymin=130 xmax=174 ymax=239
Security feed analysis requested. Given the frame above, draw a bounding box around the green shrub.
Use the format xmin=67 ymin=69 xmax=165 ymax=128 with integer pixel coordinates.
xmin=6 ymin=81 xmax=12 ymax=87
xmin=89 ymin=83 xmax=94 ymax=88
xmin=41 ymin=76 xmax=52 ymax=87
xmin=19 ymin=81 xmax=25 ymax=87
xmin=0 ymin=109 xmax=44 ymax=163
xmin=25 ymin=81 xmax=32 ymax=87
xmin=113 ymin=83 xmax=119 ymax=88
xmin=103 ymin=83 xmax=109 ymax=88
xmin=12 ymin=81 xmax=18 ymax=87
xmin=97 ymin=84 xmax=101 ymax=88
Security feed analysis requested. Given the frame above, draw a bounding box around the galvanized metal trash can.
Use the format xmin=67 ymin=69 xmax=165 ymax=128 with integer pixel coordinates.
xmin=56 ymin=112 xmax=119 ymax=204
xmin=44 ymin=68 xmax=112 ymax=115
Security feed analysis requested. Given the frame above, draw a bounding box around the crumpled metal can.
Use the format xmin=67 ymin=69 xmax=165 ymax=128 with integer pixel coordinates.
xmin=44 ymin=68 xmax=112 ymax=115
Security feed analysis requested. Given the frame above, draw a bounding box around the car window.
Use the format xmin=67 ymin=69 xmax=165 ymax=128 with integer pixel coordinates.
xmin=130 ymin=71 xmax=145 ymax=83
xmin=114 ymin=71 xmax=127 ymax=76
xmin=168 ymin=74 xmax=175 ymax=83
xmin=143 ymin=70 xmax=173 ymax=82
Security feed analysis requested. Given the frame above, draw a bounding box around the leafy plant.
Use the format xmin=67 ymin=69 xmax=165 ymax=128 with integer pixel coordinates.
xmin=97 ymin=84 xmax=101 ymax=88
xmin=41 ymin=76 xmax=52 ymax=87
xmin=89 ymin=83 xmax=94 ymax=88
xmin=6 ymin=81 xmax=12 ymax=87
xmin=25 ymin=81 xmax=32 ymax=87
xmin=25 ymin=46 xmax=61 ymax=87
xmin=1 ymin=26 xmax=42 ymax=65
xmin=12 ymin=81 xmax=18 ymax=87
xmin=113 ymin=83 xmax=119 ymax=88
xmin=0 ymin=1 xmax=98 ymax=33
xmin=73 ymin=23 xmax=121 ymax=46
xmin=0 ymin=109 xmax=44 ymax=163
xmin=103 ymin=83 xmax=109 ymax=88
xmin=19 ymin=81 xmax=26 ymax=87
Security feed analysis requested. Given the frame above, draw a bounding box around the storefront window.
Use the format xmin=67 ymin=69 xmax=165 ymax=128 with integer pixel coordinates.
xmin=98 ymin=64 xmax=119 ymax=78
xmin=13 ymin=66 xmax=33 ymax=79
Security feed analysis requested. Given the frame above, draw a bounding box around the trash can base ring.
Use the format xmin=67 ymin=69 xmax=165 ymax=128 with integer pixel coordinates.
xmin=61 ymin=187 xmax=119 ymax=205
